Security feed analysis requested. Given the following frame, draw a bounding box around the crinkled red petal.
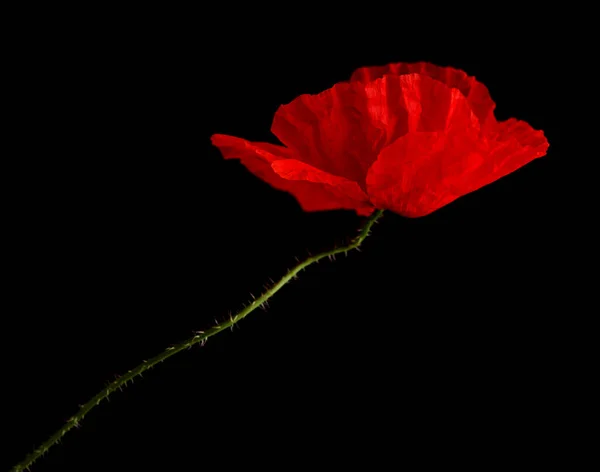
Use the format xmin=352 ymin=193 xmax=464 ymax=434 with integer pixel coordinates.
xmin=477 ymin=118 xmax=549 ymax=188
xmin=379 ymin=74 xmax=480 ymax=134
xmin=211 ymin=133 xmax=294 ymax=163
xmin=366 ymin=132 xmax=487 ymax=217
xmin=271 ymin=158 xmax=370 ymax=204
xmin=210 ymin=134 xmax=374 ymax=215
xmin=350 ymin=61 xmax=496 ymax=128
xmin=271 ymin=81 xmax=383 ymax=186
xmin=366 ymin=118 xmax=549 ymax=217
xmin=271 ymin=74 xmax=479 ymax=189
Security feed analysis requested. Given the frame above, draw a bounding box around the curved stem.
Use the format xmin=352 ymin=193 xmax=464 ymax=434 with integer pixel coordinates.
xmin=12 ymin=209 xmax=384 ymax=472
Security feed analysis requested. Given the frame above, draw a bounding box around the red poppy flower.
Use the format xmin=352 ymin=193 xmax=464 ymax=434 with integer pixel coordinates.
xmin=211 ymin=62 xmax=548 ymax=217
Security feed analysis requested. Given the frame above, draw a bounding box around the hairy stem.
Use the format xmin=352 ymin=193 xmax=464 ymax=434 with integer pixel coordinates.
xmin=12 ymin=209 xmax=384 ymax=472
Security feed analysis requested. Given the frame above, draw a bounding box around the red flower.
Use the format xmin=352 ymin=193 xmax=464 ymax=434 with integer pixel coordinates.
xmin=211 ymin=62 xmax=548 ymax=217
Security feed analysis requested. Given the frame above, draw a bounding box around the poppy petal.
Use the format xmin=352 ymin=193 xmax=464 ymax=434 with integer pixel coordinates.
xmin=351 ymin=61 xmax=496 ymax=127
xmin=480 ymin=118 xmax=549 ymax=185
xmin=365 ymin=118 xmax=548 ymax=217
xmin=271 ymin=74 xmax=478 ymax=189
xmin=211 ymin=133 xmax=293 ymax=163
xmin=211 ymin=134 xmax=374 ymax=215
xmin=432 ymin=119 xmax=548 ymax=201
xmin=271 ymin=81 xmax=381 ymax=185
xmin=366 ymin=131 xmax=485 ymax=217
xmin=385 ymin=73 xmax=480 ymax=134
xmin=271 ymin=158 xmax=371 ymax=206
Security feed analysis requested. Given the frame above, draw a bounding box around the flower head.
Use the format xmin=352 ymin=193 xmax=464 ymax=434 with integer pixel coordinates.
xmin=212 ymin=62 xmax=548 ymax=217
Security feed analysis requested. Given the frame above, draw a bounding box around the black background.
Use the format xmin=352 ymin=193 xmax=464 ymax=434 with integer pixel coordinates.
xmin=6 ymin=7 xmax=588 ymax=471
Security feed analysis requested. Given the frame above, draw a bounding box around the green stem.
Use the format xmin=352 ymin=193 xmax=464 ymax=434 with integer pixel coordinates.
xmin=12 ymin=209 xmax=384 ymax=472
